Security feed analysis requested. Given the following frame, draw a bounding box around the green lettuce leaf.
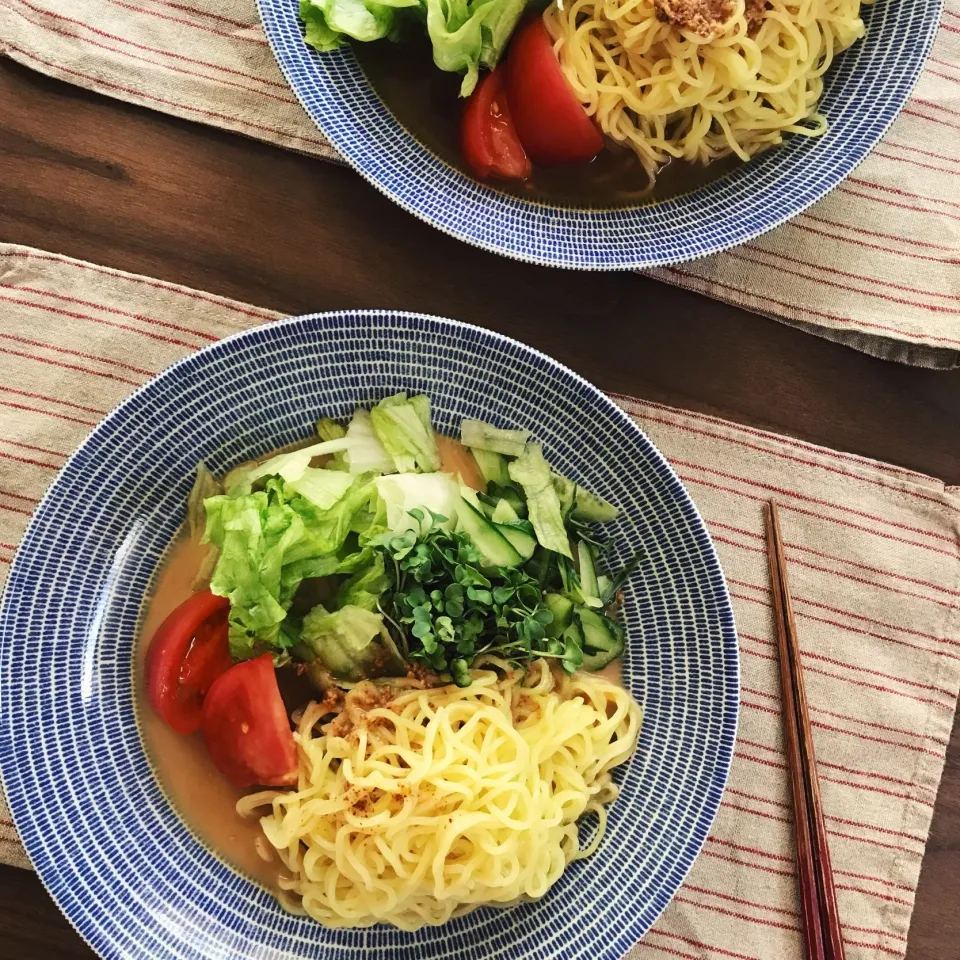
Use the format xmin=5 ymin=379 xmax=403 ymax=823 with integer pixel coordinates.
xmin=344 ymin=407 xmax=397 ymax=475
xmin=204 ymin=481 xmax=306 ymax=659
xmin=425 ymin=0 xmax=526 ymax=95
xmin=369 ymin=393 xmax=441 ymax=473
xmin=286 ymin=467 xmax=355 ymax=509
xmin=225 ymin=437 xmax=353 ymax=495
xmin=300 ymin=0 xmax=524 ymax=97
xmin=317 ymin=417 xmax=346 ymax=442
xmin=203 ymin=473 xmax=380 ymax=660
xmin=507 ymin=444 xmax=572 ymax=559
xmin=337 ymin=552 xmax=390 ymax=611
xmin=316 ymin=417 xmax=350 ymax=470
xmin=300 ymin=0 xmax=344 ymax=49
xmin=299 ymin=0 xmax=419 ymax=51
xmin=300 ymin=604 xmax=390 ymax=680
xmin=375 ymin=472 xmax=459 ymax=533
xmin=282 ymin=475 xmax=378 ymax=563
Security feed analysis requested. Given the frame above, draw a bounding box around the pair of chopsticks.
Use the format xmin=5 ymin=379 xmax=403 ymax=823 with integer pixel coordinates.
xmin=765 ymin=501 xmax=845 ymax=960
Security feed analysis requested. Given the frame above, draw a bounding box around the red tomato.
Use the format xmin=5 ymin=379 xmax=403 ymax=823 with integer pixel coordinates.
xmin=461 ymin=68 xmax=532 ymax=181
xmin=201 ymin=654 xmax=298 ymax=789
xmin=505 ymin=17 xmax=604 ymax=166
xmin=145 ymin=590 xmax=232 ymax=735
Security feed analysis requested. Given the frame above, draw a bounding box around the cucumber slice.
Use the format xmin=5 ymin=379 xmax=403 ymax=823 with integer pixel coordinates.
xmin=495 ymin=520 xmax=537 ymax=560
xmin=462 ymin=419 xmax=530 ymax=457
xmin=525 ymin=546 xmax=555 ymax=588
xmin=577 ymin=607 xmax=625 ymax=656
xmin=543 ymin=593 xmax=574 ymax=638
xmin=469 ymin=447 xmax=511 ymax=486
xmin=552 ymin=474 xmax=618 ymax=523
xmin=456 ymin=497 xmax=523 ymax=569
xmin=486 ymin=481 xmax=526 ymax=518
xmin=577 ymin=541 xmax=601 ymax=606
xmin=581 ymin=647 xmax=621 ymax=671
xmin=491 ymin=498 xmax=520 ymax=523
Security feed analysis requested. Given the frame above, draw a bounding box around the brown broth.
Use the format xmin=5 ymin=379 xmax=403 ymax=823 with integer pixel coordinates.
xmin=135 ymin=534 xmax=281 ymax=891
xmin=353 ymin=35 xmax=742 ymax=209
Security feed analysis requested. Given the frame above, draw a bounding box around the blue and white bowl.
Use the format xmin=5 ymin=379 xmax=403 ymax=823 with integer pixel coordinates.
xmin=257 ymin=0 xmax=940 ymax=269
xmin=0 ymin=311 xmax=738 ymax=960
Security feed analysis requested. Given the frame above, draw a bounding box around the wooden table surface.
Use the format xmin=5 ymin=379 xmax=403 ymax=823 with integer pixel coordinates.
xmin=0 ymin=54 xmax=958 ymax=960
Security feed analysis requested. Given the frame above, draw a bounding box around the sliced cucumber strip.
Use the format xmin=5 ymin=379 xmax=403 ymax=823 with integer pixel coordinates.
xmin=456 ymin=497 xmax=523 ymax=569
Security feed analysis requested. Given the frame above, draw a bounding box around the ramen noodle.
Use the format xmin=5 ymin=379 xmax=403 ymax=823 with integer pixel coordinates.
xmin=545 ymin=0 xmax=870 ymax=184
xmin=239 ymin=662 xmax=642 ymax=930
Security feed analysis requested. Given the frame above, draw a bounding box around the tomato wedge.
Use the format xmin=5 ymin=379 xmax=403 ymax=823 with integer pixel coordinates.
xmin=504 ymin=17 xmax=604 ymax=166
xmin=461 ymin=68 xmax=532 ymax=181
xmin=145 ymin=590 xmax=232 ymax=735
xmin=201 ymin=654 xmax=298 ymax=789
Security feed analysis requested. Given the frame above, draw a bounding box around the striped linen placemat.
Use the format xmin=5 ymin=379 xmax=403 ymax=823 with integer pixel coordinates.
xmin=1 ymin=0 xmax=959 ymax=367
xmin=0 ymin=241 xmax=958 ymax=959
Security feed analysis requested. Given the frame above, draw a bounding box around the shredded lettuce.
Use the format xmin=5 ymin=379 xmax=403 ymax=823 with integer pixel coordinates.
xmin=300 ymin=604 xmax=390 ymax=680
xmin=224 ymin=437 xmax=354 ymax=495
xmin=370 ymin=393 xmax=441 ymax=473
xmin=375 ymin=472 xmax=459 ymax=533
xmin=460 ymin=418 xmax=530 ymax=457
xmin=410 ymin=394 xmax=432 ymax=433
xmin=507 ymin=444 xmax=572 ymax=559
xmin=317 ymin=417 xmax=346 ymax=441
xmin=300 ymin=0 xmax=524 ymax=96
xmin=337 ymin=553 xmax=391 ymax=611
xmin=300 ymin=0 xmax=345 ymax=50
xmin=344 ymin=408 xmax=397 ymax=475
xmin=204 ymin=481 xmax=306 ymax=659
xmin=187 ymin=462 xmax=221 ymax=539
xmin=298 ymin=0 xmax=415 ymax=51
xmin=203 ymin=473 xmax=379 ymax=660
xmin=281 ymin=476 xmax=378 ymax=564
xmin=422 ymin=0 xmax=528 ymax=95
xmin=286 ymin=467 xmax=354 ymax=509
xmin=316 ymin=417 xmax=350 ymax=470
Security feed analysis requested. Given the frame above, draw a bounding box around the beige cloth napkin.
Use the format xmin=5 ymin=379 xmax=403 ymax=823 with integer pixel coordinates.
xmin=1 ymin=0 xmax=959 ymax=368
xmin=0 ymin=241 xmax=958 ymax=960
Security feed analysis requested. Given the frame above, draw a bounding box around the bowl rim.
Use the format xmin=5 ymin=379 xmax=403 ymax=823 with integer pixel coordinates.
xmin=254 ymin=0 xmax=944 ymax=270
xmin=0 ymin=310 xmax=741 ymax=959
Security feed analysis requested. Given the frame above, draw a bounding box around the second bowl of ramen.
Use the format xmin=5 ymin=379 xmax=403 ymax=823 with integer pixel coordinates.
xmin=257 ymin=0 xmax=939 ymax=268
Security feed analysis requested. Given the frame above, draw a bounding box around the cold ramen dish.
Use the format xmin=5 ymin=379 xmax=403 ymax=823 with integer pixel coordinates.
xmin=140 ymin=393 xmax=643 ymax=931
xmin=297 ymin=0 xmax=873 ymax=202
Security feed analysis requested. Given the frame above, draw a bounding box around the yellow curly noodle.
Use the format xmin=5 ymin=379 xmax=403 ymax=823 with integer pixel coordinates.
xmin=238 ymin=662 xmax=642 ymax=930
xmin=544 ymin=0 xmax=870 ymax=186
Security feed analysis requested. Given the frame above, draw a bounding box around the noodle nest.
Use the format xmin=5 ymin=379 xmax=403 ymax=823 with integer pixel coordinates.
xmin=544 ymin=0 xmax=871 ymax=184
xmin=239 ymin=663 xmax=641 ymax=930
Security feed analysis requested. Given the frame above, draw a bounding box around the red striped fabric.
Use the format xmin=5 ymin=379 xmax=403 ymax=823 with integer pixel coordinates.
xmin=1 ymin=0 xmax=959 ymax=365
xmin=0 ymin=243 xmax=957 ymax=960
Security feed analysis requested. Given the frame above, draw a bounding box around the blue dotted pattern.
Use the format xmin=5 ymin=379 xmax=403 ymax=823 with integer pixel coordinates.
xmin=0 ymin=312 xmax=739 ymax=960
xmin=255 ymin=0 xmax=942 ymax=269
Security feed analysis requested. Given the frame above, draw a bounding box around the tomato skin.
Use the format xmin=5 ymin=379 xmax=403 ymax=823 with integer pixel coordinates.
xmin=145 ymin=590 xmax=232 ymax=735
xmin=504 ymin=17 xmax=604 ymax=166
xmin=436 ymin=434 xmax=485 ymax=492
xmin=461 ymin=68 xmax=532 ymax=181
xmin=201 ymin=654 xmax=298 ymax=789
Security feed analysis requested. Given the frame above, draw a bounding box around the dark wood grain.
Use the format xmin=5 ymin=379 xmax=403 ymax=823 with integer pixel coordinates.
xmin=0 ymin=55 xmax=957 ymax=960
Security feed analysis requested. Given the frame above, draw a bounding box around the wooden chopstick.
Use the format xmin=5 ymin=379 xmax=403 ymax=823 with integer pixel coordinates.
xmin=765 ymin=501 xmax=846 ymax=960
